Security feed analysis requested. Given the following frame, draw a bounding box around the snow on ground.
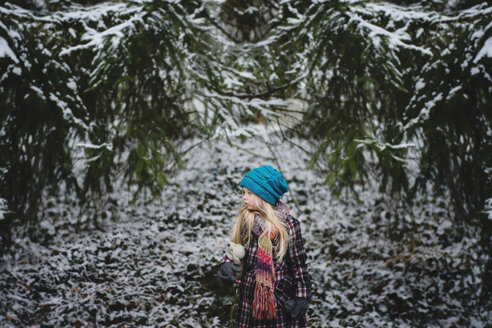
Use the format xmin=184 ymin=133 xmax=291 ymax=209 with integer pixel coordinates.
xmin=0 ymin=125 xmax=489 ymax=327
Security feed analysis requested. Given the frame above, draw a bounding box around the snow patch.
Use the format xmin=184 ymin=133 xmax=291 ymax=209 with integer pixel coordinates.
xmin=474 ymin=37 xmax=492 ymax=63
xmin=0 ymin=37 xmax=19 ymax=63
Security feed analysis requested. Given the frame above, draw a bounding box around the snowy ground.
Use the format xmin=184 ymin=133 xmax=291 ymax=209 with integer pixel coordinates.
xmin=0 ymin=126 xmax=489 ymax=327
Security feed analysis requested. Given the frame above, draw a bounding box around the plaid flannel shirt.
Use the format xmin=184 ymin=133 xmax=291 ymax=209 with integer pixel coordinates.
xmin=221 ymin=210 xmax=312 ymax=328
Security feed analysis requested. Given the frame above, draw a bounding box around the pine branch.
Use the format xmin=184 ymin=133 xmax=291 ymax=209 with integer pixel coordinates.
xmin=218 ymin=73 xmax=307 ymax=100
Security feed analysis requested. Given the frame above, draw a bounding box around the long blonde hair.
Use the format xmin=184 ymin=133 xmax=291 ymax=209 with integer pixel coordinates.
xmin=230 ymin=198 xmax=289 ymax=261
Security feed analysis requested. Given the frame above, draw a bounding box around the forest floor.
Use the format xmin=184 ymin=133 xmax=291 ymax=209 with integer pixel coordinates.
xmin=0 ymin=126 xmax=489 ymax=327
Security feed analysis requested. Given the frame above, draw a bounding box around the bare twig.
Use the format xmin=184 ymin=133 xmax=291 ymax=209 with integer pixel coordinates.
xmin=219 ymin=74 xmax=307 ymax=100
xmin=225 ymin=135 xmax=276 ymax=161
xmin=258 ymin=120 xmax=303 ymax=214
xmin=180 ymin=138 xmax=209 ymax=156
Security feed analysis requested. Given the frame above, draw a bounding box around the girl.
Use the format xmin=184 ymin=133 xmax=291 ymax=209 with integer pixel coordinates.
xmin=218 ymin=165 xmax=312 ymax=328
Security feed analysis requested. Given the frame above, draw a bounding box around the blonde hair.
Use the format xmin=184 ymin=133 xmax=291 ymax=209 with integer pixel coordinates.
xmin=230 ymin=197 xmax=289 ymax=261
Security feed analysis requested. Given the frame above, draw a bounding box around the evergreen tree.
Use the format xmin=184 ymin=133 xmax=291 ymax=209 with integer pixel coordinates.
xmin=281 ymin=0 xmax=492 ymax=220
xmin=278 ymin=0 xmax=492 ymax=308
xmin=0 ymin=0 xmax=204 ymax=249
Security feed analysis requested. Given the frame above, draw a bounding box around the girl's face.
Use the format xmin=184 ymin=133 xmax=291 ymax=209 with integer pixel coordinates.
xmin=242 ymin=187 xmax=261 ymax=211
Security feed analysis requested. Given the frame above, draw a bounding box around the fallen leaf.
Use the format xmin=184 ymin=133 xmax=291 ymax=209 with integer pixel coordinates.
xmin=17 ymin=281 xmax=32 ymax=291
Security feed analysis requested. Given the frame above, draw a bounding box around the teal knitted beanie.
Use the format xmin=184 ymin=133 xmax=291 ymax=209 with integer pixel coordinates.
xmin=240 ymin=165 xmax=288 ymax=205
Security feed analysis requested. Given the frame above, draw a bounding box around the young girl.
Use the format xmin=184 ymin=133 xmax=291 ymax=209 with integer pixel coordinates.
xmin=218 ymin=165 xmax=312 ymax=328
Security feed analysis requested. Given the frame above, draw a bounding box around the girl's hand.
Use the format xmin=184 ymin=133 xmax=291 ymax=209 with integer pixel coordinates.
xmin=283 ymin=298 xmax=309 ymax=319
xmin=218 ymin=262 xmax=242 ymax=284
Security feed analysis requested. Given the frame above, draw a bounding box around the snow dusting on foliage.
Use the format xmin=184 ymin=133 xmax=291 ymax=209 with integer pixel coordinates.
xmin=0 ymin=197 xmax=8 ymax=221
xmin=1 ymin=0 xmax=491 ymax=326
xmin=0 ymin=126 xmax=489 ymax=327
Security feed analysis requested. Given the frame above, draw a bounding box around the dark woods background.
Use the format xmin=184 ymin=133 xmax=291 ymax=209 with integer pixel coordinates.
xmin=0 ymin=0 xmax=491 ymax=326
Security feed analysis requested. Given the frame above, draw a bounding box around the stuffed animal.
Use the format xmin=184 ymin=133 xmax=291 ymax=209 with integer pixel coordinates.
xmin=225 ymin=241 xmax=245 ymax=279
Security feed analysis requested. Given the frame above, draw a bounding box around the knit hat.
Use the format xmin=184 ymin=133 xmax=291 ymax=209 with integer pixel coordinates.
xmin=240 ymin=165 xmax=288 ymax=205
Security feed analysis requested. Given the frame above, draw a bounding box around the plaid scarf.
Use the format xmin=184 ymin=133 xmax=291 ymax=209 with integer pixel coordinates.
xmin=251 ymin=202 xmax=289 ymax=320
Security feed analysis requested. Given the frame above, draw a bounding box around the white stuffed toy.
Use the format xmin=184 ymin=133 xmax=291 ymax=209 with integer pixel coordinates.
xmin=225 ymin=241 xmax=245 ymax=279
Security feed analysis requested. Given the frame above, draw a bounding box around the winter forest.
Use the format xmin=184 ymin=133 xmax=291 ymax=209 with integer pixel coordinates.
xmin=1 ymin=0 xmax=491 ymax=327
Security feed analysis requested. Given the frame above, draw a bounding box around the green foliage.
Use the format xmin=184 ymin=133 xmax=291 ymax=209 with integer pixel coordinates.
xmin=0 ymin=0 xmax=490 ymax=266
xmin=0 ymin=0 xmax=202 ymax=249
xmin=285 ymin=0 xmax=492 ymax=219
xmin=400 ymin=13 xmax=492 ymax=218
xmin=192 ymin=0 xmax=306 ymax=136
xmin=216 ymin=0 xmax=278 ymax=43
xmin=285 ymin=0 xmax=409 ymax=199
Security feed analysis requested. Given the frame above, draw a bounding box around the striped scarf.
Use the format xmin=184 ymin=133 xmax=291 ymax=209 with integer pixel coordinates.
xmin=252 ymin=213 xmax=279 ymax=319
